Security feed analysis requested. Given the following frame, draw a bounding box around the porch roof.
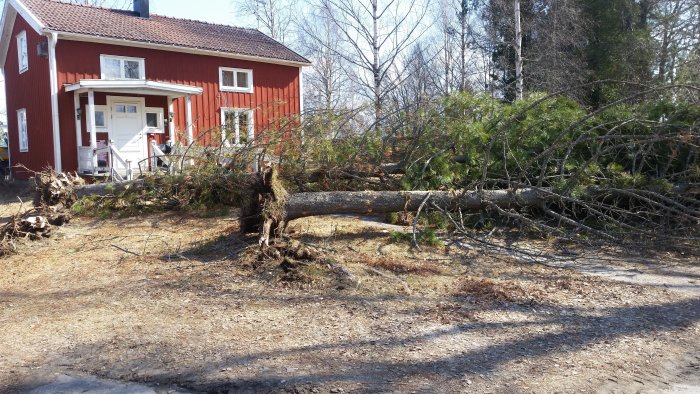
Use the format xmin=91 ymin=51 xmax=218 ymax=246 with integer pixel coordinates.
xmin=65 ymin=79 xmax=204 ymax=97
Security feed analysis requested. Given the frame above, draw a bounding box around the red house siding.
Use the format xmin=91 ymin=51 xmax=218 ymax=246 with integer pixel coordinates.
xmin=55 ymin=40 xmax=301 ymax=172
xmin=4 ymin=16 xmax=53 ymax=178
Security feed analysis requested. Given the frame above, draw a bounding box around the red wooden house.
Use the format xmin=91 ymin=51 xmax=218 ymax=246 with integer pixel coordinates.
xmin=0 ymin=0 xmax=309 ymax=179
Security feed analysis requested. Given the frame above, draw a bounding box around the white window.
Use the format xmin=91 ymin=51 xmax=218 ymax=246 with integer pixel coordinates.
xmin=221 ymin=108 xmax=254 ymax=146
xmin=17 ymin=31 xmax=28 ymax=73
xmin=145 ymin=107 xmax=165 ymax=133
xmin=89 ymin=105 xmax=108 ymax=129
xmin=17 ymin=109 xmax=28 ymax=152
xmin=100 ymin=55 xmax=145 ymax=80
xmin=219 ymin=67 xmax=253 ymax=93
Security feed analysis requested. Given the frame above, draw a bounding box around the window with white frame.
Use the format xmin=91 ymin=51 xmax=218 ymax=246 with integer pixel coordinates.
xmin=145 ymin=107 xmax=165 ymax=133
xmin=219 ymin=67 xmax=253 ymax=93
xmin=89 ymin=105 xmax=108 ymax=129
xmin=17 ymin=109 xmax=28 ymax=152
xmin=100 ymin=55 xmax=145 ymax=80
xmin=17 ymin=31 xmax=28 ymax=73
xmin=221 ymin=108 xmax=254 ymax=146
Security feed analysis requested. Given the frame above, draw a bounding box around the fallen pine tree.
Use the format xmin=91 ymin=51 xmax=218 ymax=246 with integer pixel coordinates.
xmin=30 ymin=162 xmax=698 ymax=255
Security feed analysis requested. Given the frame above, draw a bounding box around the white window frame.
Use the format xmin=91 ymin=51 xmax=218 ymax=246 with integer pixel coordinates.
xmin=144 ymin=107 xmax=165 ymax=134
xmin=219 ymin=67 xmax=253 ymax=93
xmin=17 ymin=31 xmax=28 ymax=74
xmin=86 ymin=105 xmax=109 ymax=130
xmin=100 ymin=54 xmax=146 ymax=80
xmin=17 ymin=108 xmax=28 ymax=152
xmin=220 ymin=108 xmax=254 ymax=146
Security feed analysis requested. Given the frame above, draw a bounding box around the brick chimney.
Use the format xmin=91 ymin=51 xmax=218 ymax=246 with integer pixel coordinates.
xmin=133 ymin=0 xmax=150 ymax=18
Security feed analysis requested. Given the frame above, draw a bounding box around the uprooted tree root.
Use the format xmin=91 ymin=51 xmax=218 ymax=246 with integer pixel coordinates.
xmin=249 ymin=237 xmax=358 ymax=289
xmin=0 ymin=169 xmax=82 ymax=256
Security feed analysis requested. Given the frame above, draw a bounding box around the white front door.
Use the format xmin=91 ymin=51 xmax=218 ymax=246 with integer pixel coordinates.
xmin=109 ymin=100 xmax=145 ymax=170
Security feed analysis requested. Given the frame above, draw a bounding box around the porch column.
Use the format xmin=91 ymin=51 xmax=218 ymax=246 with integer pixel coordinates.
xmin=185 ymin=95 xmax=194 ymax=145
xmin=167 ymin=96 xmax=175 ymax=144
xmin=74 ymin=92 xmax=82 ymax=146
xmin=87 ymin=89 xmax=98 ymax=170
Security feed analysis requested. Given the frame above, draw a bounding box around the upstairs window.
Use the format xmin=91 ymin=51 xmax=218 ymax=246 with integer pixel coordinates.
xmin=17 ymin=109 xmax=28 ymax=152
xmin=221 ymin=108 xmax=254 ymax=146
xmin=100 ymin=55 xmax=145 ymax=80
xmin=219 ymin=67 xmax=253 ymax=93
xmin=17 ymin=31 xmax=28 ymax=73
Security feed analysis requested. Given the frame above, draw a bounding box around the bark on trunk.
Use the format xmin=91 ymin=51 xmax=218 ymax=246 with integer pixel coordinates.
xmin=284 ymin=189 xmax=543 ymax=221
xmin=514 ymin=0 xmax=523 ymax=101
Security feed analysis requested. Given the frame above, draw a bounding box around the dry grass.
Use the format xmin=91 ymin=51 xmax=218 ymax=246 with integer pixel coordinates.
xmin=364 ymin=255 xmax=444 ymax=276
xmin=454 ymin=276 xmax=544 ymax=304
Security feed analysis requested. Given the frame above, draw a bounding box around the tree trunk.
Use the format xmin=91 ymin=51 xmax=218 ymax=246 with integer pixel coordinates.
xmin=283 ymin=189 xmax=542 ymax=221
xmin=514 ymin=0 xmax=523 ymax=101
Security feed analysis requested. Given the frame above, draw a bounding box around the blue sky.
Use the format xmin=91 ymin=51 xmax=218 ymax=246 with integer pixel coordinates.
xmin=0 ymin=0 xmax=258 ymax=122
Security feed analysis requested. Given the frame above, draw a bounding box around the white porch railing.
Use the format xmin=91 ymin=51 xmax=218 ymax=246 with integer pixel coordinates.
xmin=79 ymin=141 xmax=133 ymax=181
xmin=149 ymin=140 xmax=177 ymax=174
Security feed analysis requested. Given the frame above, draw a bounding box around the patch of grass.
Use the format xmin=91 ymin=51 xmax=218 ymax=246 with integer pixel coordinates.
xmin=454 ymin=276 xmax=543 ymax=304
xmin=418 ymin=212 xmax=451 ymax=230
xmin=389 ymin=229 xmax=443 ymax=247
xmin=365 ymin=256 xmax=444 ymax=276
xmin=389 ymin=231 xmax=412 ymax=243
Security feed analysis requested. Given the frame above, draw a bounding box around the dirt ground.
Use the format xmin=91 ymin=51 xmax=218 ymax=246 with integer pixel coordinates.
xmin=0 ymin=184 xmax=699 ymax=393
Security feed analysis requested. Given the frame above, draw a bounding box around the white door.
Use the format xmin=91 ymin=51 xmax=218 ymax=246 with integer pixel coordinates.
xmin=110 ymin=101 xmax=145 ymax=170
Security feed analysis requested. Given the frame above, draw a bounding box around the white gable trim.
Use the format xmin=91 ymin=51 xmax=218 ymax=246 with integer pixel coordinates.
xmin=11 ymin=0 xmax=45 ymax=34
xmin=0 ymin=4 xmax=18 ymax=68
xmin=0 ymin=0 xmax=45 ymax=68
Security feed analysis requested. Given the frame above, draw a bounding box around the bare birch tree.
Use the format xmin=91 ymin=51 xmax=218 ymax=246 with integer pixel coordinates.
xmin=235 ymin=0 xmax=293 ymax=43
xmin=297 ymin=7 xmax=351 ymax=115
xmin=513 ymin=0 xmax=523 ymax=100
xmin=316 ymin=0 xmax=428 ymax=129
xmin=652 ymin=0 xmax=700 ymax=84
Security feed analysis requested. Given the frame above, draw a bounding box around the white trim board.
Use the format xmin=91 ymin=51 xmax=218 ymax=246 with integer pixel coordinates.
xmin=55 ymin=32 xmax=312 ymax=68
xmin=0 ymin=0 xmax=312 ymax=69
xmin=66 ymin=79 xmax=203 ymax=96
xmin=10 ymin=0 xmax=44 ymax=34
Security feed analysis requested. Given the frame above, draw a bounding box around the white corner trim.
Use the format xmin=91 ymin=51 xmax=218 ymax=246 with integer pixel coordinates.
xmin=10 ymin=0 xmax=45 ymax=34
xmin=185 ymin=95 xmax=193 ymax=145
xmin=299 ymin=67 xmax=304 ymax=116
xmin=47 ymin=31 xmax=61 ymax=172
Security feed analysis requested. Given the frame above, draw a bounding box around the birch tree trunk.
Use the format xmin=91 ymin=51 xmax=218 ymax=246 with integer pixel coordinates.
xmin=514 ymin=0 xmax=523 ymax=100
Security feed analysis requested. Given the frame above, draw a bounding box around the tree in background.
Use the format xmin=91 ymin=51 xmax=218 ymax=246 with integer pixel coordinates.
xmin=236 ymin=0 xmax=293 ymax=43
xmin=481 ymin=0 xmax=588 ymax=102
xmin=583 ymin=0 xmax=655 ymax=106
xmin=314 ymin=0 xmax=428 ymax=129
xmin=651 ymin=0 xmax=699 ymax=84
xmin=63 ymin=0 xmax=132 ymax=7
xmin=297 ymin=6 xmax=352 ymax=115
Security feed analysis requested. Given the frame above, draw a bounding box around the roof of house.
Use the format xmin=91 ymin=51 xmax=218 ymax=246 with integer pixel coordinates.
xmin=19 ymin=0 xmax=310 ymax=65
